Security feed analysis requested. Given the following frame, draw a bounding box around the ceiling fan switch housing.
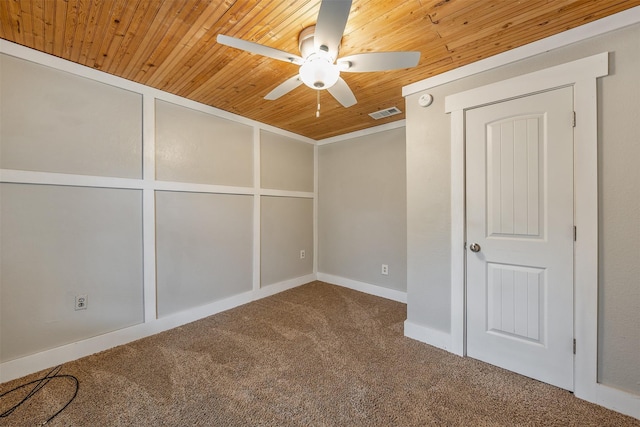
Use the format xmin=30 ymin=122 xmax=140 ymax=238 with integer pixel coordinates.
xmin=299 ymin=26 xmax=317 ymax=59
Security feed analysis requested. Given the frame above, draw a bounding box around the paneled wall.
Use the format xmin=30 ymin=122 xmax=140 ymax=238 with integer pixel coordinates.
xmin=261 ymin=131 xmax=314 ymax=193
xmin=155 ymin=100 xmax=254 ymax=186
xmin=261 ymin=196 xmax=314 ymax=286
xmin=0 ymin=49 xmax=315 ymax=377
xmin=0 ymin=54 xmax=142 ymax=178
xmin=155 ymin=191 xmax=254 ymax=317
xmin=0 ymin=184 xmax=144 ymax=361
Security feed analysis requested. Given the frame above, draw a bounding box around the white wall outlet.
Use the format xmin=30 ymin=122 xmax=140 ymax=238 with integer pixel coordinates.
xmin=75 ymin=294 xmax=88 ymax=310
xmin=300 ymin=250 xmax=306 ymax=259
xmin=381 ymin=264 xmax=389 ymax=275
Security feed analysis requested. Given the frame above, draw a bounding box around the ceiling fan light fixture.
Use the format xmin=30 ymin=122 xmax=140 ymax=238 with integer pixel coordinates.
xmin=299 ymin=55 xmax=340 ymax=90
xmin=217 ymin=0 xmax=420 ymax=109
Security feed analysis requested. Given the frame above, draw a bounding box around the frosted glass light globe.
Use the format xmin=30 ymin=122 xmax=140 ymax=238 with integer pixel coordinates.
xmin=299 ymin=56 xmax=339 ymax=90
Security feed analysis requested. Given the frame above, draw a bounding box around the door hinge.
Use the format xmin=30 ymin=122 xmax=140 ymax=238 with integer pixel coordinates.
xmin=574 ymin=226 xmax=577 ymax=241
xmin=573 ymin=338 xmax=576 ymax=355
xmin=572 ymin=111 xmax=576 ymax=127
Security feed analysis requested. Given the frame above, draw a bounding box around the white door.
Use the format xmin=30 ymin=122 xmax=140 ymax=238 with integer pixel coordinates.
xmin=465 ymin=86 xmax=575 ymax=391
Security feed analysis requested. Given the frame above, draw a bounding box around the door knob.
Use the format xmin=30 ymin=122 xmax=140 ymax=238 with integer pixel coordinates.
xmin=469 ymin=243 xmax=481 ymax=253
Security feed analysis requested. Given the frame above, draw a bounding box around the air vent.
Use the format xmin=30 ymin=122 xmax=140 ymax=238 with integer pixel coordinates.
xmin=368 ymin=106 xmax=402 ymax=120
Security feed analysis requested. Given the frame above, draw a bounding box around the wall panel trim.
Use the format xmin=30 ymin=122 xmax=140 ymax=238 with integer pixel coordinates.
xmin=0 ymin=41 xmax=318 ymax=382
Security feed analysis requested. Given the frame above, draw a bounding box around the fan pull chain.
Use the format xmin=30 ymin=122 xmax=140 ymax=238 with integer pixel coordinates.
xmin=316 ymin=90 xmax=320 ymax=118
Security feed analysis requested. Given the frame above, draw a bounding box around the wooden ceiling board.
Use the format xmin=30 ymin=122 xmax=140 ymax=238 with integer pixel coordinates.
xmin=143 ymin=1 xmax=233 ymax=88
xmin=175 ymin=1 xmax=321 ymax=98
xmin=158 ymin=2 xmax=269 ymax=94
xmin=85 ymin=0 xmax=135 ymax=72
xmin=445 ymin=0 xmax=631 ymax=65
xmin=1 ymin=0 xmax=639 ymax=140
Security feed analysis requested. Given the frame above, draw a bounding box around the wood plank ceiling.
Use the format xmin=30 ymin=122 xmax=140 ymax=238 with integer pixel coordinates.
xmin=1 ymin=0 xmax=638 ymax=140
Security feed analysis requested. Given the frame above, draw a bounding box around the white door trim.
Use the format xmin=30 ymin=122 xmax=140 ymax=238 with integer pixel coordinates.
xmin=445 ymin=53 xmax=611 ymax=406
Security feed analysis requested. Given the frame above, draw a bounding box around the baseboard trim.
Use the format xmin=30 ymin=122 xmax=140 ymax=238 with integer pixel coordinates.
xmin=0 ymin=276 xmax=312 ymax=383
xmin=404 ymin=321 xmax=640 ymax=420
xmin=316 ymin=273 xmax=407 ymax=303
xmin=254 ymin=274 xmax=316 ymax=300
xmin=589 ymin=383 xmax=640 ymax=420
xmin=403 ymin=320 xmax=453 ymax=353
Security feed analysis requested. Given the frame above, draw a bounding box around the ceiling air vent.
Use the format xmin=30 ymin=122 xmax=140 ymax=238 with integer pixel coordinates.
xmin=369 ymin=106 xmax=402 ymax=120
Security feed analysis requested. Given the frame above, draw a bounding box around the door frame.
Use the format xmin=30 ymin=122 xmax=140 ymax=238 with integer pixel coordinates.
xmin=445 ymin=53 xmax=608 ymax=401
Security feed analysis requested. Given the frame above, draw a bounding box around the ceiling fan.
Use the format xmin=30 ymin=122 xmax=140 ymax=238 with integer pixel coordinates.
xmin=216 ymin=0 xmax=420 ymax=110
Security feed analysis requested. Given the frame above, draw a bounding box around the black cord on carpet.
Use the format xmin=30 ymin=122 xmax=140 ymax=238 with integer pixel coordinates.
xmin=0 ymin=365 xmax=79 ymax=426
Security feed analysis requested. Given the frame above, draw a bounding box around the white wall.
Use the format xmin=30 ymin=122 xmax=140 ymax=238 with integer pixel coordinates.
xmin=0 ymin=54 xmax=142 ymax=178
xmin=155 ymin=100 xmax=254 ymax=186
xmin=261 ymin=131 xmax=315 ymax=193
xmin=318 ymin=127 xmax=407 ymax=299
xmin=261 ymin=196 xmax=314 ymax=286
xmin=156 ymin=192 xmax=254 ymax=317
xmin=0 ymin=45 xmax=316 ymax=381
xmin=0 ymin=184 xmax=144 ymax=361
xmin=405 ymin=20 xmax=640 ymax=399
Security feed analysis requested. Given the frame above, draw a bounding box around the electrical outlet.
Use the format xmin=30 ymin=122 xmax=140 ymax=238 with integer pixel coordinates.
xmin=381 ymin=264 xmax=389 ymax=275
xmin=75 ymin=294 xmax=88 ymax=311
xmin=300 ymin=250 xmax=306 ymax=259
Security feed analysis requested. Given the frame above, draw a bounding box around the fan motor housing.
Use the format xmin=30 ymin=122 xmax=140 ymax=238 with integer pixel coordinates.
xmin=299 ymin=26 xmax=338 ymax=60
xmin=299 ymin=26 xmax=315 ymax=59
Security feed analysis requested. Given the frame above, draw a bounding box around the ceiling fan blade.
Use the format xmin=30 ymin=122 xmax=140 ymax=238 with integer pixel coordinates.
xmin=327 ymin=77 xmax=357 ymax=108
xmin=217 ymin=34 xmax=303 ymax=65
xmin=314 ymin=0 xmax=352 ymax=60
xmin=338 ymin=51 xmax=420 ymax=72
xmin=265 ymin=75 xmax=303 ymax=100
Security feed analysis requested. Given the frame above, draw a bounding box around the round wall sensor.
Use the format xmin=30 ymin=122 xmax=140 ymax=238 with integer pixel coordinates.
xmin=418 ymin=93 xmax=433 ymax=107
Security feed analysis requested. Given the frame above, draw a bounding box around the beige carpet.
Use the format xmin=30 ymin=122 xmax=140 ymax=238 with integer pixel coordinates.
xmin=1 ymin=281 xmax=638 ymax=426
